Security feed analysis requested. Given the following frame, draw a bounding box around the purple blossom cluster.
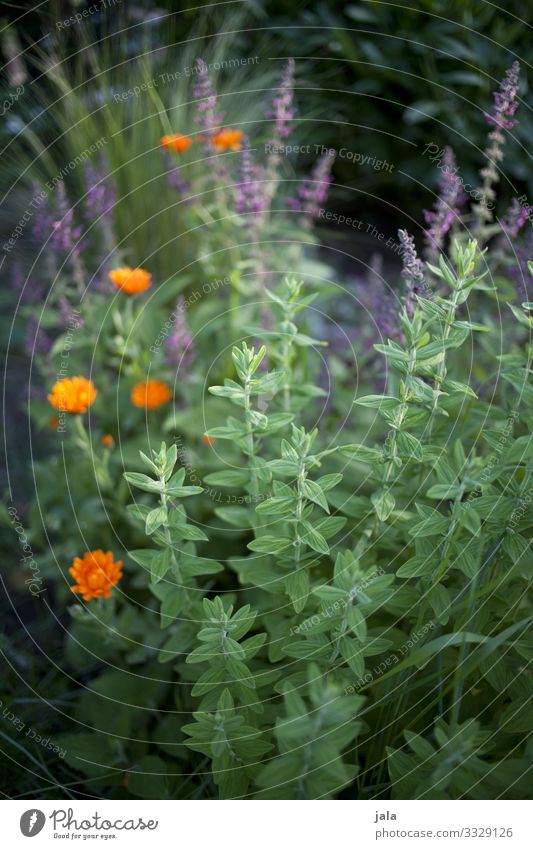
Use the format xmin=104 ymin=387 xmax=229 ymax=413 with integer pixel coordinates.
xmin=423 ymin=146 xmax=464 ymax=259
xmin=165 ymin=296 xmax=195 ymax=370
xmin=193 ymin=58 xmax=224 ymax=136
xmin=354 ymin=255 xmax=398 ymax=351
xmin=398 ymin=229 xmax=425 ymax=315
xmin=267 ymin=58 xmax=295 ymax=142
xmin=235 ymin=144 xmax=268 ymax=217
xmin=161 ymin=150 xmax=191 ymax=198
xmin=475 ymin=62 xmax=521 ymax=225
xmin=485 ymin=61 xmax=520 ymax=131
xmin=291 ymin=152 xmax=335 ymax=223
xmin=501 ymin=198 xmax=532 ymax=238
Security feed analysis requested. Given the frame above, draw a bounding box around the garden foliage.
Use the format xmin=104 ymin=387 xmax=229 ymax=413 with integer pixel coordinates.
xmin=3 ymin=48 xmax=532 ymax=801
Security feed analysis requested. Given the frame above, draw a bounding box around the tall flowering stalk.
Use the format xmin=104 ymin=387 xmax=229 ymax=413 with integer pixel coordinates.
xmin=264 ymin=59 xmax=296 ymax=201
xmin=164 ymin=296 xmax=195 ymax=371
xmin=423 ymin=147 xmax=463 ymax=260
xmin=474 ymin=62 xmax=520 ymax=227
xmin=398 ymin=229 xmax=425 ymax=315
xmin=293 ymin=152 xmax=335 ymax=226
xmin=193 ymin=58 xmax=224 ymax=138
xmin=83 ymin=153 xmax=117 ymax=276
xmin=500 ymin=198 xmax=531 ymax=238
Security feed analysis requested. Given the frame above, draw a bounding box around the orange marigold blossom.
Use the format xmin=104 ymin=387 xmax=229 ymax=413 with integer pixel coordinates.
xmin=160 ymin=133 xmax=192 ymax=153
xmin=212 ymin=128 xmax=244 ymax=151
xmin=48 ymin=377 xmax=97 ymax=414
xmin=101 ymin=434 xmax=114 ymax=447
xmin=131 ymin=380 xmax=172 ymax=409
xmin=109 ymin=266 xmax=152 ymax=296
xmin=69 ymin=549 xmax=123 ymax=601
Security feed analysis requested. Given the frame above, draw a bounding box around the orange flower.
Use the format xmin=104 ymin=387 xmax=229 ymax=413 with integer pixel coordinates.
xmin=48 ymin=377 xmax=97 ymax=414
xmin=109 ymin=266 xmax=152 ymax=296
xmin=48 ymin=415 xmax=60 ymax=430
xmin=101 ymin=434 xmax=114 ymax=447
xmin=160 ymin=133 xmax=192 ymax=153
xmin=69 ymin=549 xmax=123 ymax=601
xmin=131 ymin=380 xmax=172 ymax=409
xmin=212 ymin=128 xmax=244 ymax=151
xmin=201 ymin=434 xmax=215 ymax=446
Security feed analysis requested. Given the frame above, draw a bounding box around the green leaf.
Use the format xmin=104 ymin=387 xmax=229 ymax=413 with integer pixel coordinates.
xmin=396 ymin=431 xmax=423 ymax=461
xmin=123 ymin=472 xmax=161 ymax=493
xmin=151 ymin=548 xmax=172 ymax=583
xmin=285 ymin=569 xmax=310 ymax=613
xmin=301 ymin=478 xmax=329 ymax=512
xmin=339 ymin=444 xmax=381 ymax=463
xmin=247 ymin=536 xmax=292 ymax=554
xmin=203 ymin=470 xmax=250 ymax=486
xmin=426 ymin=484 xmax=463 ymax=500
xmin=354 ymin=395 xmax=400 ymax=410
xmin=301 ymin=521 xmax=329 ymax=554
xmin=146 ymin=505 xmax=167 ymax=535
xmin=371 ymin=488 xmax=395 ymax=522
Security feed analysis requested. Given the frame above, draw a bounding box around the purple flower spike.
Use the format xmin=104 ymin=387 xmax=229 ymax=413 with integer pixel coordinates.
xmin=398 ymin=229 xmax=425 ymax=315
xmin=235 ymin=144 xmax=268 ymax=217
xmin=485 ymin=61 xmax=520 ymax=131
xmin=475 ymin=62 xmax=521 ymax=226
xmin=424 ymin=146 xmax=464 ymax=259
xmin=193 ymin=58 xmax=224 ymax=136
xmin=501 ymin=197 xmax=532 ymax=238
xmin=165 ymin=296 xmax=195 ymax=370
xmin=267 ymin=58 xmax=295 ymax=142
xmin=295 ymin=152 xmax=335 ymax=223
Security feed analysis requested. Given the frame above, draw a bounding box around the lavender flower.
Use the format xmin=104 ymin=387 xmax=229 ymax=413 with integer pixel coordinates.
xmin=193 ymin=58 xmax=223 ymax=136
xmin=398 ymin=229 xmax=425 ymax=315
xmin=501 ymin=197 xmax=532 ymax=238
xmin=84 ymin=154 xmax=117 ymax=278
xmin=475 ymin=62 xmax=521 ymax=226
xmin=485 ymin=61 xmax=520 ymax=131
xmin=292 ymin=152 xmax=335 ymax=224
xmin=267 ymin=58 xmax=295 ymax=142
xmin=161 ymin=150 xmax=191 ymax=197
xmin=24 ymin=316 xmax=51 ymax=357
xmin=235 ymin=144 xmax=268 ymax=217
xmin=423 ymin=146 xmax=464 ymax=259
xmin=165 ymin=297 xmax=195 ymax=370
xmin=355 ymin=254 xmax=398 ymax=350
xmin=10 ymin=261 xmax=44 ymax=304
xmin=49 ymin=181 xmax=83 ymax=255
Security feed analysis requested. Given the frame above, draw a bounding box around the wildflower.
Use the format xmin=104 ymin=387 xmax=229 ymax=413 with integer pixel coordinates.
xmin=423 ymin=146 xmax=464 ymax=259
xmin=475 ymin=62 xmax=521 ymax=226
xmin=202 ymin=434 xmax=215 ymax=446
xmin=109 ymin=266 xmax=152 ymax=295
xmin=165 ymin=296 xmax=195 ymax=368
xmin=267 ymin=58 xmax=296 ymax=142
xmin=292 ymin=152 xmax=335 ymax=224
xmin=501 ymin=197 xmax=532 ymax=238
xmin=193 ymin=58 xmax=224 ymax=136
xmin=101 ymin=434 xmax=114 ymax=447
xmin=131 ymin=380 xmax=172 ymax=409
xmin=398 ymin=229 xmax=425 ymax=315
xmin=24 ymin=316 xmax=51 ymax=357
xmin=212 ymin=129 xmax=244 ymax=151
xmin=83 ymin=153 xmax=117 ymax=278
xmin=48 ymin=377 xmax=97 ymax=414
xmin=235 ymin=144 xmax=268 ymax=217
xmin=161 ymin=150 xmax=191 ymax=196
xmin=69 ymin=549 xmax=123 ymax=601
xmin=160 ymin=134 xmax=192 ymax=154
